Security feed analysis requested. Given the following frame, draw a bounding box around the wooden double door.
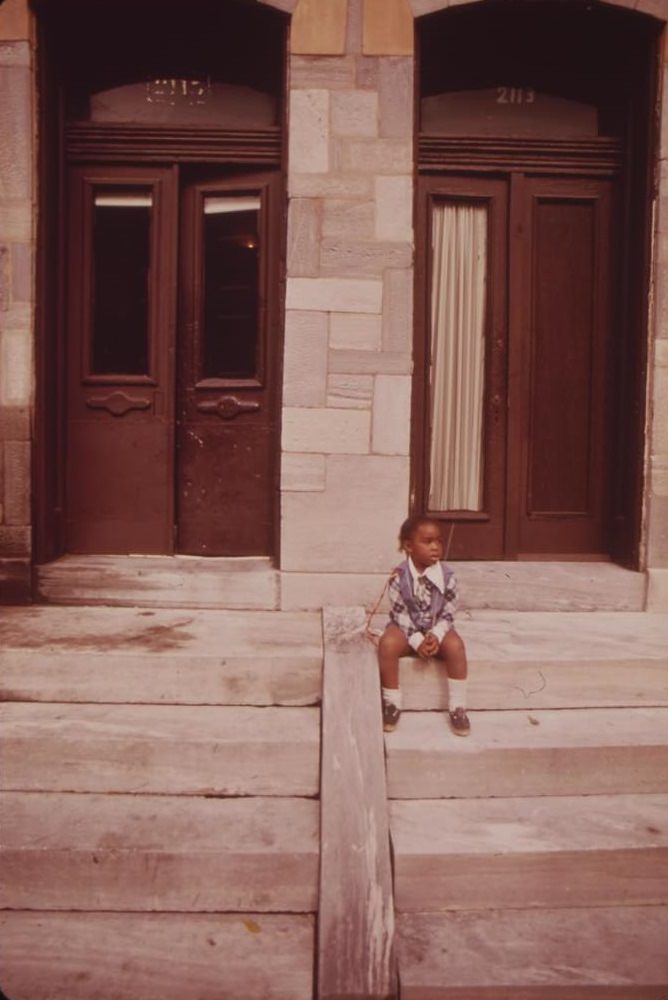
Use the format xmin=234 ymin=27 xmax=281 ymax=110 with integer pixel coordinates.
xmin=415 ymin=170 xmax=618 ymax=560
xmin=66 ymin=164 xmax=281 ymax=556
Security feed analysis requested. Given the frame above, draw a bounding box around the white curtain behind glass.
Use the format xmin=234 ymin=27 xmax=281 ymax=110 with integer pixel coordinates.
xmin=428 ymin=202 xmax=487 ymax=511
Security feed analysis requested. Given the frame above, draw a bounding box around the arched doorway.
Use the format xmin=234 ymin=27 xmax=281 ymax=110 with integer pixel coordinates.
xmin=413 ymin=0 xmax=659 ymax=564
xmin=35 ymin=0 xmax=287 ymax=559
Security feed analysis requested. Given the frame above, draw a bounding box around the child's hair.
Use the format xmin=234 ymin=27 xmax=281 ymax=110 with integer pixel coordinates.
xmin=398 ymin=514 xmax=441 ymax=551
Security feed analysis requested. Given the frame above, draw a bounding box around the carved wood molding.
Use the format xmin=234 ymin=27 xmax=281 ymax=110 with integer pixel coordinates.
xmin=196 ymin=395 xmax=260 ymax=420
xmin=65 ymin=124 xmax=282 ymax=165
xmin=85 ymin=390 xmax=152 ymax=417
xmin=419 ymin=135 xmax=623 ymax=175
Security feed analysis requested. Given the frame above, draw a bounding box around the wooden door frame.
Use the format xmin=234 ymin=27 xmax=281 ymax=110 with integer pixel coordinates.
xmin=32 ymin=3 xmax=288 ymax=566
xmin=411 ymin=142 xmax=626 ymax=562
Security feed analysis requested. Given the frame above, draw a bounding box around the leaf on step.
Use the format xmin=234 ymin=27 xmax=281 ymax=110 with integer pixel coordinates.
xmin=528 ymin=715 xmax=540 ymax=725
xmin=242 ymin=919 xmax=262 ymax=934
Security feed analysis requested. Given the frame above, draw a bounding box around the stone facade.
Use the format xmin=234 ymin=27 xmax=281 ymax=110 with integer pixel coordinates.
xmin=1 ymin=0 xmax=668 ymax=608
xmin=0 ymin=0 xmax=33 ymax=601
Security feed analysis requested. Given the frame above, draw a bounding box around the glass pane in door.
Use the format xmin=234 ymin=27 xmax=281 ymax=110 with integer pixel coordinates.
xmin=428 ymin=201 xmax=488 ymax=511
xmin=201 ymin=195 xmax=261 ymax=380
xmin=92 ymin=189 xmax=152 ymax=375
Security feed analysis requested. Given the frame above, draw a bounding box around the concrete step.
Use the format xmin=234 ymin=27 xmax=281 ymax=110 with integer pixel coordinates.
xmin=1 ymin=703 xmax=320 ymax=796
xmin=390 ymin=794 xmax=668 ymax=911
xmin=452 ymin=561 xmax=647 ymax=612
xmin=35 ymin=554 xmax=279 ymax=609
xmin=385 ymin=708 xmax=668 ymax=798
xmin=1 ymin=791 xmax=318 ymax=912
xmin=1 ymin=912 xmax=314 ymax=1000
xmin=0 ymin=605 xmax=322 ymax=706
xmin=396 ymin=906 xmax=668 ymax=999
xmin=397 ymin=611 xmax=668 ymax=711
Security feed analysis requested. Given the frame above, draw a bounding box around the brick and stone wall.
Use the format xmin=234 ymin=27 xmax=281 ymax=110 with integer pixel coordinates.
xmin=279 ymin=0 xmax=414 ymax=610
xmin=0 ymin=0 xmax=33 ymax=601
xmin=1 ymin=0 xmax=668 ymax=609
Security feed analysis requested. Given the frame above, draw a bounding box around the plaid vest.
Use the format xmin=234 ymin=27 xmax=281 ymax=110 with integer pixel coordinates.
xmin=396 ymin=559 xmax=454 ymax=630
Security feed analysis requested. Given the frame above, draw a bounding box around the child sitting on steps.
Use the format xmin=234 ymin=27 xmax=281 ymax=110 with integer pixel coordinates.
xmin=377 ymin=514 xmax=470 ymax=736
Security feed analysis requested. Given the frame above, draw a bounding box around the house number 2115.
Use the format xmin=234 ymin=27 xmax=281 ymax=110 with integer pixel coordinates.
xmin=496 ymin=87 xmax=535 ymax=104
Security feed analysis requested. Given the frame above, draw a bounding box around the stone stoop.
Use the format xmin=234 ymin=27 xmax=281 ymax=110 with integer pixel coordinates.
xmin=35 ymin=554 xmax=280 ymax=610
xmin=385 ymin=610 xmax=668 ymax=999
xmin=0 ymin=605 xmax=323 ymax=1000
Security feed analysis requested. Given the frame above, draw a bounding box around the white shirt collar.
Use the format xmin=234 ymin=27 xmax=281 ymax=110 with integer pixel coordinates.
xmin=407 ymin=557 xmax=445 ymax=593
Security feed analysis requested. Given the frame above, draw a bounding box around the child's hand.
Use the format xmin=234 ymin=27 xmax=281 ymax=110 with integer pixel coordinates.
xmin=418 ymin=633 xmax=439 ymax=658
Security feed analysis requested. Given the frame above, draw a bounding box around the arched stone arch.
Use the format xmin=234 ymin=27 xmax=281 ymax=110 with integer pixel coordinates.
xmin=409 ymin=0 xmax=667 ymax=21
xmin=257 ymin=0 xmax=298 ymax=11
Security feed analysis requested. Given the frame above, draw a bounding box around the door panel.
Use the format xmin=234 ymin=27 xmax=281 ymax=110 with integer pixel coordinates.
xmin=66 ymin=165 xmax=176 ymax=553
xmin=176 ymin=172 xmax=279 ymax=556
xmin=514 ymin=177 xmax=614 ymax=555
xmin=416 ymin=175 xmax=509 ymax=560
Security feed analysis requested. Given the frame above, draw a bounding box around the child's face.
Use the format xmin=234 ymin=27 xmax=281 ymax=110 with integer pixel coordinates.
xmin=405 ymin=522 xmax=443 ymax=571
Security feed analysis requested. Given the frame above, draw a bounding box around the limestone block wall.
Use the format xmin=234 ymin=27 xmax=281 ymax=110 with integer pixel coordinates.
xmin=280 ymin=0 xmax=415 ymax=610
xmin=0 ymin=0 xmax=33 ymax=601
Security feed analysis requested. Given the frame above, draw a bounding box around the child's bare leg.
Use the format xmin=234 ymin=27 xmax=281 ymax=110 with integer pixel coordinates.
xmin=378 ymin=625 xmax=410 ymax=731
xmin=437 ymin=628 xmax=470 ymax=735
xmin=439 ymin=628 xmax=467 ymax=679
xmin=378 ymin=624 xmax=411 ymax=690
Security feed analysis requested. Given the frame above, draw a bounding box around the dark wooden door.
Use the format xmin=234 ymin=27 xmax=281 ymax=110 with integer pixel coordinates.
xmin=415 ymin=171 xmax=616 ymax=559
xmin=65 ymin=165 xmax=280 ymax=556
xmin=176 ymin=171 xmax=280 ymax=556
xmin=66 ymin=165 xmax=177 ymax=554
xmin=509 ymin=175 xmax=615 ymax=556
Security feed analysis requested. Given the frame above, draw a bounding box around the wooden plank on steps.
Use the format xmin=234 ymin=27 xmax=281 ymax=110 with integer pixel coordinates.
xmin=0 ymin=606 xmax=322 ymax=706
xmin=1 ymin=792 xmax=318 ymax=912
xmin=396 ymin=907 xmax=668 ymax=999
xmin=1 ymin=912 xmax=314 ymax=1000
xmin=385 ymin=708 xmax=668 ymax=798
xmin=318 ymin=607 xmax=397 ymax=1000
xmin=1 ymin=704 xmax=319 ymax=796
xmin=390 ymin=794 xmax=668 ymax=910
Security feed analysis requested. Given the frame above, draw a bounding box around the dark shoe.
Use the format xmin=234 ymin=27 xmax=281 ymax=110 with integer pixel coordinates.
xmin=448 ymin=707 xmax=470 ymax=737
xmin=382 ymin=700 xmax=401 ymax=732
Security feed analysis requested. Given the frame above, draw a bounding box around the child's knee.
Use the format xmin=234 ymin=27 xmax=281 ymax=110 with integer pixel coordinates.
xmin=379 ymin=626 xmax=408 ymax=658
xmin=441 ymin=628 xmax=465 ymax=657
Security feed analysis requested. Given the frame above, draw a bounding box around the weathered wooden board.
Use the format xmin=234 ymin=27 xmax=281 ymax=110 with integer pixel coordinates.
xmin=1 ymin=704 xmax=320 ymax=795
xmin=1 ymin=792 xmax=318 ymax=912
xmin=397 ymin=907 xmax=668 ymax=999
xmin=318 ymin=607 xmax=397 ymax=1000
xmin=385 ymin=708 xmax=668 ymax=799
xmin=0 ymin=605 xmax=322 ymax=705
xmin=391 ymin=794 xmax=668 ymax=910
xmin=1 ymin=912 xmax=315 ymax=1000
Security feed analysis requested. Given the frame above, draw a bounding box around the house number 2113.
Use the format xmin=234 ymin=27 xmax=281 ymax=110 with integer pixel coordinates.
xmin=496 ymin=87 xmax=536 ymax=105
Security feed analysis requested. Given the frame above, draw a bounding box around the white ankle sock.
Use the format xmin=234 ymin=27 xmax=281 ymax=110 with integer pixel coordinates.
xmin=382 ymin=687 xmax=402 ymax=709
xmin=448 ymin=678 xmax=467 ymax=712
